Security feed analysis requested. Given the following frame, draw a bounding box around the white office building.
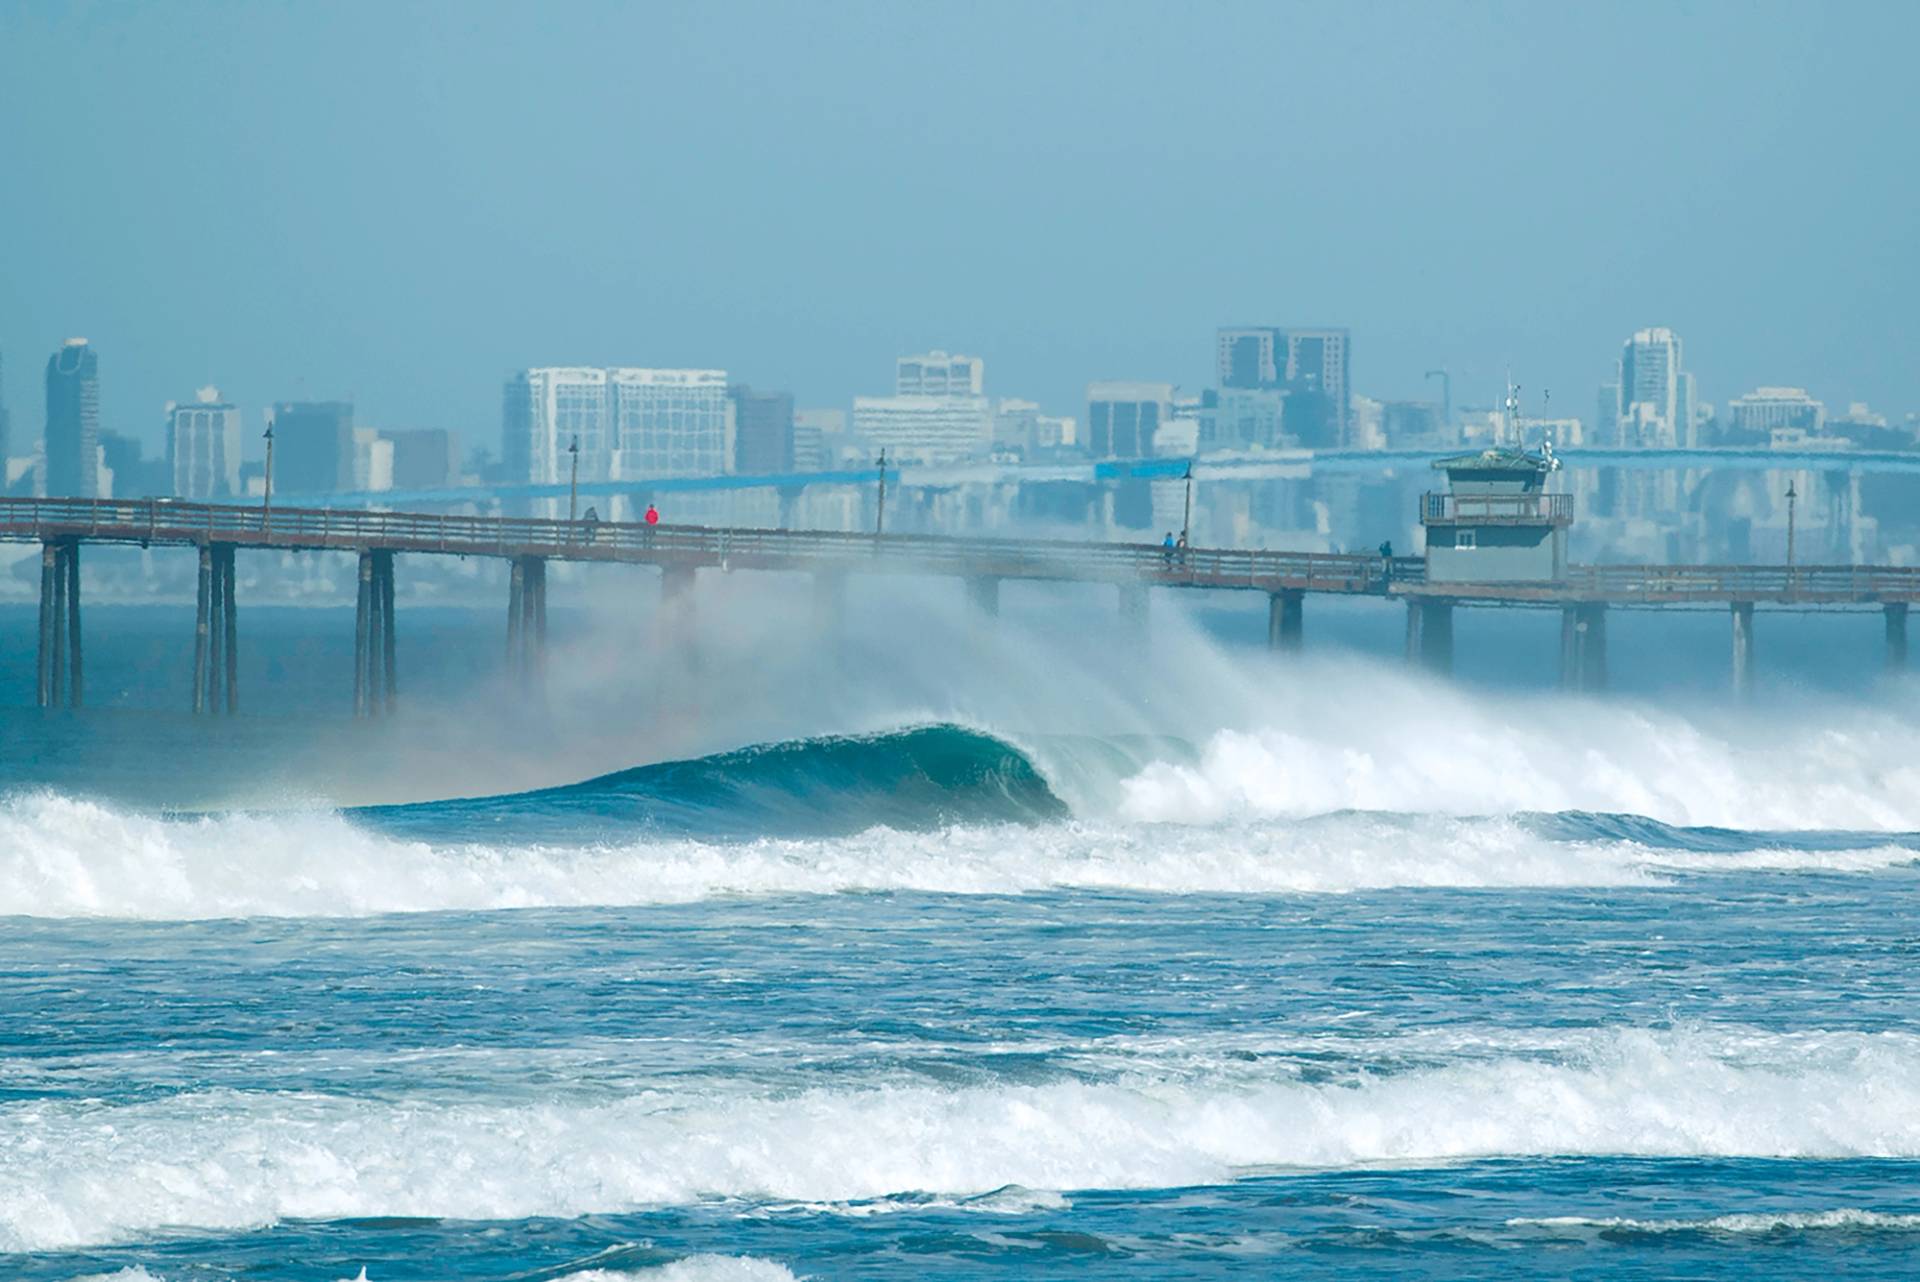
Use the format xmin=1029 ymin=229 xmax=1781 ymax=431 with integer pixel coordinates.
xmin=896 ymin=350 xmax=984 ymax=398
xmin=165 ymin=387 xmax=242 ymax=498
xmin=503 ymin=367 xmax=610 ymax=485
xmin=609 ymin=368 xmax=733 ymax=478
xmin=852 ymin=394 xmax=993 ymax=464
xmin=351 ymin=427 xmax=395 ymax=492
xmin=1728 ymin=386 xmax=1826 ymax=436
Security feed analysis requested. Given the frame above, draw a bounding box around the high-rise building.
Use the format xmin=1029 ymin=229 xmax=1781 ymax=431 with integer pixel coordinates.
xmin=503 ymin=368 xmax=609 ymax=487
xmin=166 ymin=387 xmax=242 ymax=498
xmin=896 ymin=351 xmax=984 ymax=397
xmin=45 ymin=339 xmax=100 ymax=498
xmin=1217 ymin=328 xmax=1281 ymax=390
xmin=1086 ymin=381 xmax=1174 ymax=458
xmin=381 ymin=429 xmax=458 ymax=490
xmin=729 ymin=385 xmax=795 ymax=475
xmin=1213 ymin=326 xmax=1351 ymax=446
xmin=1609 ymin=327 xmax=1696 ymax=448
xmin=271 ymin=401 xmax=356 ymax=494
xmin=609 ymin=368 xmax=732 ymax=477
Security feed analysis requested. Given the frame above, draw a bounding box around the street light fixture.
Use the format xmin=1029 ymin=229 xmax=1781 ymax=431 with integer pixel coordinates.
xmin=874 ymin=448 xmax=889 ymax=538
xmin=262 ymin=423 xmax=274 ymax=532
xmin=1181 ymin=459 xmax=1194 ymax=549
xmin=567 ymin=436 xmax=580 ymax=527
xmin=1786 ymin=478 xmax=1798 ymax=569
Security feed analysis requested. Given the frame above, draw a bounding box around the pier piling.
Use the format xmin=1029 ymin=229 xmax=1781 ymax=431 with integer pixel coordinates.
xmin=353 ymin=549 xmax=398 ymax=715
xmin=193 ymin=547 xmax=211 ymax=713
xmin=1887 ymin=603 xmax=1909 ymax=673
xmin=221 ymin=547 xmax=238 ymax=714
xmin=1559 ymin=603 xmax=1607 ymax=692
xmin=1731 ymin=602 xmax=1755 ymax=698
xmin=1268 ymin=589 xmax=1304 ymax=652
xmin=1406 ymin=598 xmax=1453 ymax=675
xmin=506 ymin=555 xmax=546 ymax=690
xmin=65 ymin=541 xmax=83 ymax=708
xmin=35 ymin=541 xmax=83 ymax=709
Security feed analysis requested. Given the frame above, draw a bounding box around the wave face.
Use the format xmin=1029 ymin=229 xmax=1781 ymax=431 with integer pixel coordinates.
xmin=4 ymin=1028 xmax=1918 ymax=1252
xmin=366 ymin=724 xmax=1068 ymax=841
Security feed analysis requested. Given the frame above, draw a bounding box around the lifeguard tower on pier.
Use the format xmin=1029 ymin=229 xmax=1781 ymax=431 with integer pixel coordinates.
xmin=1420 ymin=446 xmax=1570 ymax=584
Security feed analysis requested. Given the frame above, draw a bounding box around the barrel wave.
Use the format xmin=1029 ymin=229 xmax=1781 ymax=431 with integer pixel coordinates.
xmin=364 ymin=723 xmax=1069 ymax=842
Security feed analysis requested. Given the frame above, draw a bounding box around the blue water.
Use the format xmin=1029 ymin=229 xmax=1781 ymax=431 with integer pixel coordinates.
xmin=4 ymin=594 xmax=1920 ymax=1280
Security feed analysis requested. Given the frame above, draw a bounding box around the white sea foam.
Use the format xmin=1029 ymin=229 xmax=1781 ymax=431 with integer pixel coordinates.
xmin=4 ymin=1028 xmax=1918 ymax=1251
xmin=1108 ymin=684 xmax=1920 ymax=830
xmin=565 ymin=1260 xmax=800 ymax=1282
xmin=3 ymin=791 xmax=1912 ymax=920
xmin=1511 ymin=1209 xmax=1920 ymax=1234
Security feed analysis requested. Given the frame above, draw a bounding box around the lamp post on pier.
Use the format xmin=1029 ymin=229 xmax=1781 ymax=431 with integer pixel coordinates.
xmin=567 ymin=436 xmax=580 ymax=526
xmin=262 ymin=423 xmax=274 ymax=532
xmin=874 ymin=447 xmax=889 ymax=538
xmin=1786 ymin=478 xmax=1798 ymax=569
xmin=1181 ymin=459 xmax=1194 ymax=548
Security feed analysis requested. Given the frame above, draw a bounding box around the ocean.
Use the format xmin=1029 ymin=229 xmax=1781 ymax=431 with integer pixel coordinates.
xmin=3 ymin=577 xmax=1919 ymax=1280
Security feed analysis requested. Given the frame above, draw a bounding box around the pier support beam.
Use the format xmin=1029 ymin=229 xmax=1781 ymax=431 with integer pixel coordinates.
xmin=207 ymin=543 xmax=226 ymax=713
xmin=1268 ymin=589 xmax=1304 ymax=652
xmin=354 ymin=549 xmax=398 ymax=715
xmin=36 ymin=541 xmax=83 ymax=708
xmin=1119 ymin=583 xmax=1149 ymax=641
xmin=1731 ymin=601 xmax=1755 ymax=699
xmin=1886 ymin=602 xmax=1909 ymax=673
xmin=36 ymin=544 xmax=54 ymax=707
xmin=506 ymin=555 xmax=545 ymax=692
xmin=194 ymin=546 xmax=212 ymax=714
xmin=65 ymin=540 xmax=83 ymax=708
xmin=1405 ymin=598 xmax=1453 ymax=675
xmin=1559 ymin=603 xmax=1608 ymax=692
xmin=221 ymin=547 xmax=238 ymax=714
xmin=190 ymin=545 xmax=239 ymax=715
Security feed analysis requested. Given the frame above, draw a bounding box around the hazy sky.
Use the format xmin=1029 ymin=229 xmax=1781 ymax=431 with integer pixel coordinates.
xmin=2 ymin=0 xmax=1916 ymax=456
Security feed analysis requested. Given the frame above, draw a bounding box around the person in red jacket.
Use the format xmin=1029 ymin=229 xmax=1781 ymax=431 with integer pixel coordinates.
xmin=644 ymin=503 xmax=659 ymax=527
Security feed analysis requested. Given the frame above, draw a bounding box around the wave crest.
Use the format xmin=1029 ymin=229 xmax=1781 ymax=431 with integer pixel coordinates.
xmin=4 ymin=1028 xmax=1918 ymax=1251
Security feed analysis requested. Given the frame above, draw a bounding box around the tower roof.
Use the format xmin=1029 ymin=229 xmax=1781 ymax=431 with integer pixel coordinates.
xmin=1432 ymin=446 xmax=1550 ymax=474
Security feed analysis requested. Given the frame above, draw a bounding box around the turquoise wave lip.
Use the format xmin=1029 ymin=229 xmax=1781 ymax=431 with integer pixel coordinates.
xmin=356 ymin=723 xmax=1070 ymax=842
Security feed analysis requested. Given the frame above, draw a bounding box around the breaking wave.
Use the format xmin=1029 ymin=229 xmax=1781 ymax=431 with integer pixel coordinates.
xmin=4 ymin=789 xmax=1916 ymax=920
xmin=4 ymin=1027 xmax=1918 ymax=1251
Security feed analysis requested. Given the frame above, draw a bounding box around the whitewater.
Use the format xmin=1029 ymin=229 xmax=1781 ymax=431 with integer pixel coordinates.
xmin=5 ymin=600 xmax=1920 ymax=1279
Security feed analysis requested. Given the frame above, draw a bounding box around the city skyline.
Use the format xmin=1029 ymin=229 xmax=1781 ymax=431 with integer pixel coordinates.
xmin=2 ymin=3 xmax=1915 ymax=455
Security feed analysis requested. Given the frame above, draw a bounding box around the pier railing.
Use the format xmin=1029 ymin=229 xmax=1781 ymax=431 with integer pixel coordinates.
xmin=1421 ymin=492 xmax=1575 ymax=524
xmin=0 ymin=497 xmax=1419 ymax=594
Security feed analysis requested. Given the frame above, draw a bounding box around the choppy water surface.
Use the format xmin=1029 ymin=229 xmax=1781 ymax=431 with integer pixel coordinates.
xmin=3 ymin=598 xmax=1919 ymax=1279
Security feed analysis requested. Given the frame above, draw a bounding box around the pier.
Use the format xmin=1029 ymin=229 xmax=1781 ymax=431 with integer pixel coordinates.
xmin=4 ymin=495 xmax=1917 ymax=711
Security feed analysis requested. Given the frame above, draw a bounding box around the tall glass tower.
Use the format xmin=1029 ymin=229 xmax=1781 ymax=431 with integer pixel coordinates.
xmin=45 ymin=339 xmax=100 ymax=498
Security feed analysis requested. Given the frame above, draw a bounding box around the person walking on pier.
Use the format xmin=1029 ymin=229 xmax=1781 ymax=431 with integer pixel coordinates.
xmin=644 ymin=503 xmax=660 ymax=536
xmin=1162 ymin=532 xmax=1175 ymax=568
